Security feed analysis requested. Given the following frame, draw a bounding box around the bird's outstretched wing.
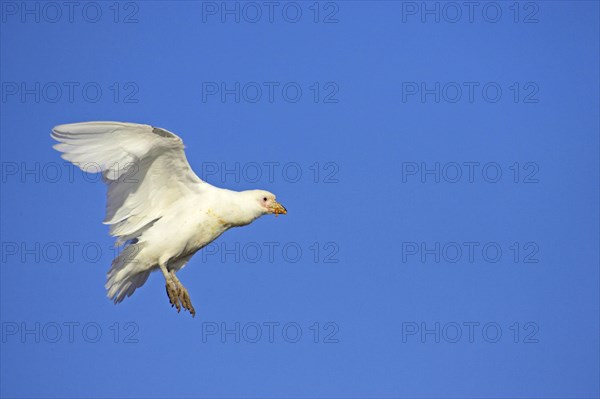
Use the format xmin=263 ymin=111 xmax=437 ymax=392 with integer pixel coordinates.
xmin=51 ymin=121 xmax=206 ymax=245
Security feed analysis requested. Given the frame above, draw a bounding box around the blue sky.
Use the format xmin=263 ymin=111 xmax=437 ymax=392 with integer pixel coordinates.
xmin=1 ymin=1 xmax=599 ymax=398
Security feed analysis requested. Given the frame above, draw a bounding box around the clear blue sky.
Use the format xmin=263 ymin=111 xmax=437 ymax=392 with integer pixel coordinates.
xmin=1 ymin=1 xmax=599 ymax=398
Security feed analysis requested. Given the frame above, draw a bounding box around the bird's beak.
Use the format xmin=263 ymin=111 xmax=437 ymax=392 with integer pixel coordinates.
xmin=271 ymin=201 xmax=287 ymax=217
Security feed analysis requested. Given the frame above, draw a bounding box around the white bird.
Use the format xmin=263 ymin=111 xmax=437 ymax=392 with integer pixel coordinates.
xmin=51 ymin=122 xmax=287 ymax=316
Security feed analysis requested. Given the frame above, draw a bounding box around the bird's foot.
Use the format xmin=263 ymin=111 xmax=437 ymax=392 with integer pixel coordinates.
xmin=176 ymin=282 xmax=196 ymax=317
xmin=165 ymin=278 xmax=196 ymax=317
xmin=165 ymin=280 xmax=181 ymax=313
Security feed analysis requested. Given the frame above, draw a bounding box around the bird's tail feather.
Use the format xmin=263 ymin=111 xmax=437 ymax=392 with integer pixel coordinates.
xmin=105 ymin=243 xmax=152 ymax=304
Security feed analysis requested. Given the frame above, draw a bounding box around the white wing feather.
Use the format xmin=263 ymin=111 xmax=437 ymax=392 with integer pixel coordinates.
xmin=51 ymin=121 xmax=206 ymax=246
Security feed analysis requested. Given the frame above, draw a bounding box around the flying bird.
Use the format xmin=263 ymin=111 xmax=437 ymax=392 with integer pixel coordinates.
xmin=51 ymin=122 xmax=287 ymax=316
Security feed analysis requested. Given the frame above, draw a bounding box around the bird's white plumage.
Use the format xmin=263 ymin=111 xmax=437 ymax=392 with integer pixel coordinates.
xmin=51 ymin=122 xmax=277 ymax=305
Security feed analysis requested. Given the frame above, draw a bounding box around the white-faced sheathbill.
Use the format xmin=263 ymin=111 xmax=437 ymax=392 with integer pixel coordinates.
xmin=51 ymin=122 xmax=287 ymax=316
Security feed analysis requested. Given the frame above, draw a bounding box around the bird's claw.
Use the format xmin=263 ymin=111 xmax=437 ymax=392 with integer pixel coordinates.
xmin=165 ymin=279 xmax=196 ymax=317
xmin=178 ymin=285 xmax=196 ymax=317
xmin=165 ymin=280 xmax=181 ymax=312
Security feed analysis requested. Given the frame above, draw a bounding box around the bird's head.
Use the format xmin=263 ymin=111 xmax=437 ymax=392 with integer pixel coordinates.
xmin=253 ymin=190 xmax=287 ymax=217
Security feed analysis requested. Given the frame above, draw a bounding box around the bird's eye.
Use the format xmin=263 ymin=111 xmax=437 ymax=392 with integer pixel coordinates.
xmin=263 ymin=197 xmax=267 ymax=202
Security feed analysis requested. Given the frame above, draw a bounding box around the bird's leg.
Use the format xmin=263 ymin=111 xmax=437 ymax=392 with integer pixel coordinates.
xmin=170 ymin=271 xmax=196 ymax=317
xmin=159 ymin=263 xmax=181 ymax=312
